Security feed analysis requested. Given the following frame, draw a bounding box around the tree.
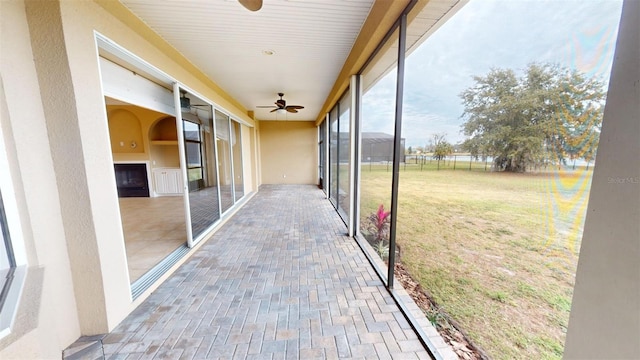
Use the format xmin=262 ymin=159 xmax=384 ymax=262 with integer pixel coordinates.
xmin=407 ymin=146 xmax=413 ymax=154
xmin=431 ymin=133 xmax=453 ymax=170
xmin=460 ymin=63 xmax=605 ymax=172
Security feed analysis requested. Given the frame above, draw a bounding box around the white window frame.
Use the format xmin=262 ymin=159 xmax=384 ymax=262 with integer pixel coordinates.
xmin=0 ymin=123 xmax=28 ymax=340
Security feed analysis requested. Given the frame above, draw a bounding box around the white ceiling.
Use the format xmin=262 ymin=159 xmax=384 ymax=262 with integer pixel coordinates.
xmin=120 ymin=0 xmax=376 ymax=121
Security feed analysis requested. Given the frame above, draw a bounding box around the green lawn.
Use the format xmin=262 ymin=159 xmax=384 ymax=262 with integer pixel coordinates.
xmin=359 ymin=163 xmax=592 ymax=359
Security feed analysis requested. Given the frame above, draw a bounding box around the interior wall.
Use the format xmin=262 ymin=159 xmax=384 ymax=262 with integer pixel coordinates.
xmin=107 ymin=104 xmax=181 ymax=167
xmin=148 ymin=116 xmax=180 ymax=168
xmin=107 ymin=109 xmax=145 ymax=155
xmin=564 ymin=0 xmax=640 ymax=358
xmin=259 ymin=121 xmax=317 ymax=185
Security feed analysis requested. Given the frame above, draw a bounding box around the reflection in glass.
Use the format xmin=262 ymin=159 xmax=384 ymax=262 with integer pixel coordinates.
xmin=338 ymin=89 xmax=351 ymax=221
xmin=358 ymin=28 xmax=399 ymax=276
xmin=181 ymin=90 xmax=220 ymax=239
xmin=215 ymin=110 xmax=234 ymax=213
xmin=231 ymin=120 xmax=244 ymax=201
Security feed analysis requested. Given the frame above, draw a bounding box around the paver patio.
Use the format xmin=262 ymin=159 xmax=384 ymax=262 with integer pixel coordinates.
xmin=72 ymin=185 xmax=434 ymax=359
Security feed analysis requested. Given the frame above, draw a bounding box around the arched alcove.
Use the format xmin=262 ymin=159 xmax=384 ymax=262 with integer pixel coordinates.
xmin=107 ymin=108 xmax=144 ymax=153
xmin=149 ymin=116 xmax=180 ymax=168
xmin=149 ymin=116 xmax=178 ymax=142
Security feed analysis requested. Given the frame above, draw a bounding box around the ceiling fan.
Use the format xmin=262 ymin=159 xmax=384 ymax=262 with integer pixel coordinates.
xmin=257 ymin=93 xmax=305 ymax=113
xmin=238 ymin=0 xmax=262 ymax=11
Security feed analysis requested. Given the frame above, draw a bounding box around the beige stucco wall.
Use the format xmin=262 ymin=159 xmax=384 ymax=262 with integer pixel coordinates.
xmin=0 ymin=0 xmax=81 ymax=358
xmin=66 ymin=0 xmax=260 ymax=327
xmin=240 ymin=124 xmax=253 ymax=193
xmin=55 ymin=0 xmax=260 ymax=333
xmin=563 ymin=0 xmax=640 ymax=358
xmin=0 ymin=0 xmax=259 ymax=357
xmin=259 ymin=121 xmax=317 ymax=185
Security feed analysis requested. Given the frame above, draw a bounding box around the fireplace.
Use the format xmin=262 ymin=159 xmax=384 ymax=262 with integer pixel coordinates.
xmin=114 ymin=163 xmax=150 ymax=197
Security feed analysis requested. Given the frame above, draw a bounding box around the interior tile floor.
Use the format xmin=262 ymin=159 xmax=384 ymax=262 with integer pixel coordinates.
xmin=119 ymin=196 xmax=187 ymax=283
xmin=92 ymin=185 xmax=440 ymax=359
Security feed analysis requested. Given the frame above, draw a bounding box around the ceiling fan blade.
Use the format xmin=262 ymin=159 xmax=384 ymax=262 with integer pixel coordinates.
xmin=270 ymin=108 xmax=278 ymax=113
xmin=238 ymin=0 xmax=262 ymax=11
xmin=286 ymin=108 xmax=299 ymax=113
xmin=287 ymin=105 xmax=304 ymax=109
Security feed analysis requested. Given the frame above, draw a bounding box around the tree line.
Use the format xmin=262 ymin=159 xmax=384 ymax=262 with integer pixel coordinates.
xmin=459 ymin=63 xmax=605 ymax=172
xmin=406 ymin=64 xmax=605 ymax=173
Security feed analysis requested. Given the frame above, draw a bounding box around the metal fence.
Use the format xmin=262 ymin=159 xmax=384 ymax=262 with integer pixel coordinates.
xmin=362 ymin=154 xmax=595 ymax=172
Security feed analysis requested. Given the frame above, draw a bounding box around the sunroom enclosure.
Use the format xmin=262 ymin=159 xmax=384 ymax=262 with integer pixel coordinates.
xmin=320 ymin=0 xmax=635 ymax=358
xmin=322 ymin=4 xmax=442 ymax=353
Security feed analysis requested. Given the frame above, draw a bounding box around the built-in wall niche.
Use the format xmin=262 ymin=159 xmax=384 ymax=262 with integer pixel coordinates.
xmin=149 ymin=116 xmax=180 ymax=168
xmin=150 ymin=116 xmax=178 ymax=145
xmin=108 ymin=109 xmax=145 ymax=153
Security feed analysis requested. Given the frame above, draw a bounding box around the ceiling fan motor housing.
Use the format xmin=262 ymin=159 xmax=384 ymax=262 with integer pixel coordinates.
xmin=257 ymin=93 xmax=304 ymax=114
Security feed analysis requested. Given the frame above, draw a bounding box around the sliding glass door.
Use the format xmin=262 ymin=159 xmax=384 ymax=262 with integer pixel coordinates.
xmin=215 ymin=110 xmax=234 ymax=213
xmin=231 ymin=120 xmax=244 ymax=201
xmin=174 ymin=87 xmax=246 ymax=246
xmin=176 ymin=87 xmax=221 ymax=245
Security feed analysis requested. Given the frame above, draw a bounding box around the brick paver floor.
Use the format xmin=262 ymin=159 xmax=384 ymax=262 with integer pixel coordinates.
xmin=102 ymin=185 xmax=432 ymax=359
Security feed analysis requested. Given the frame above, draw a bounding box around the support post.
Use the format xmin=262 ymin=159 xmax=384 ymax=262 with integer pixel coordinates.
xmin=387 ymin=12 xmax=407 ymax=289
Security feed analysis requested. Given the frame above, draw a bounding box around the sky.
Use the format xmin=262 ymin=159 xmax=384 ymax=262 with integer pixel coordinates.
xmin=361 ymin=0 xmax=624 ymax=148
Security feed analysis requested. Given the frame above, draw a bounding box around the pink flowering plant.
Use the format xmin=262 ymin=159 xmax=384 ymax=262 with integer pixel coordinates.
xmin=363 ymin=204 xmax=391 ymax=260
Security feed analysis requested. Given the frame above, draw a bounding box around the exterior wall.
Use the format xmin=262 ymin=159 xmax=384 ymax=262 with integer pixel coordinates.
xmin=563 ymin=0 xmax=640 ymax=358
xmin=26 ymin=0 xmax=131 ymax=336
xmin=0 ymin=0 xmax=259 ymax=357
xmin=241 ymin=124 xmax=254 ymax=193
xmin=54 ymin=0 xmax=259 ymax=333
xmin=0 ymin=0 xmax=81 ymax=357
xmin=253 ymin=121 xmax=262 ymax=189
xmin=259 ymin=121 xmax=317 ymax=185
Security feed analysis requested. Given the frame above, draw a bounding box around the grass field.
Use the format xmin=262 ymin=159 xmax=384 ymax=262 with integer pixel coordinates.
xmin=359 ymin=162 xmax=593 ymax=359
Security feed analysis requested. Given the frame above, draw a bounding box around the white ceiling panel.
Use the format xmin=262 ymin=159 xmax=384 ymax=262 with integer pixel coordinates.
xmin=120 ymin=0 xmax=375 ymax=121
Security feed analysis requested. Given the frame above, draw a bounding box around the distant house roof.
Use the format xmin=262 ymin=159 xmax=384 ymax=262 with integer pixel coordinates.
xmin=334 ymin=132 xmax=403 ymax=144
xmin=361 ymin=132 xmax=394 ymax=140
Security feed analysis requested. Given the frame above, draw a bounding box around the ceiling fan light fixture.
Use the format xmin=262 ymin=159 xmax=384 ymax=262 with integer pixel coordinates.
xmin=256 ymin=93 xmax=305 ymax=119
